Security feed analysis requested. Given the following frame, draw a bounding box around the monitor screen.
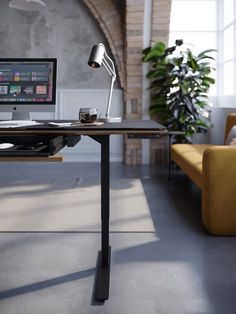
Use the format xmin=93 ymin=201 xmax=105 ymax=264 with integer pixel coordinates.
xmin=0 ymin=58 xmax=57 ymax=120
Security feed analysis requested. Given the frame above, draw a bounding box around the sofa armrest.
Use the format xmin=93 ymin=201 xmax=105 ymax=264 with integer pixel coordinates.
xmin=202 ymin=146 xmax=236 ymax=235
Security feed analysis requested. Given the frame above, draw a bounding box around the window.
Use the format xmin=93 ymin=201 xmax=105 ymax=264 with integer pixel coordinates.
xmin=169 ymin=0 xmax=216 ymax=54
xmin=219 ymin=0 xmax=236 ymax=100
xmin=169 ymin=0 xmax=236 ymax=107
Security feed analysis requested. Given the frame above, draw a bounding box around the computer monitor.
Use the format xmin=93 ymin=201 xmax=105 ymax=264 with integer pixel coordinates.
xmin=0 ymin=58 xmax=57 ymax=120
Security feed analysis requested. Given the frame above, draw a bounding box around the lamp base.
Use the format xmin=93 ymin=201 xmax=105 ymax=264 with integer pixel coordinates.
xmin=98 ymin=117 xmax=122 ymax=123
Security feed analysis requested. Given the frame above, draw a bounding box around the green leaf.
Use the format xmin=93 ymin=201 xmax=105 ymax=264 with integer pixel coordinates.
xmin=152 ymin=41 xmax=166 ymax=53
xmin=198 ymin=49 xmax=216 ymax=58
xmin=143 ymin=49 xmax=164 ymax=62
xmin=197 ymin=55 xmax=216 ymax=62
xmin=146 ymin=68 xmax=168 ymax=79
xmin=142 ymin=47 xmax=151 ymax=55
xmin=142 ymin=40 xmax=215 ymax=141
xmin=203 ymin=77 xmax=215 ymax=84
xmin=195 ymin=100 xmax=208 ymax=108
xmin=143 ymin=42 xmax=167 ymax=62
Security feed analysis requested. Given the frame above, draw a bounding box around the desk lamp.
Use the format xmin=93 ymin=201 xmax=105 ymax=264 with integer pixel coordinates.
xmin=9 ymin=0 xmax=46 ymax=11
xmin=88 ymin=43 xmax=121 ymax=123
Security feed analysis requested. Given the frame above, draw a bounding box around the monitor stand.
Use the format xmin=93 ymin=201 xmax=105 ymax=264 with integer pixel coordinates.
xmin=12 ymin=111 xmax=31 ymax=120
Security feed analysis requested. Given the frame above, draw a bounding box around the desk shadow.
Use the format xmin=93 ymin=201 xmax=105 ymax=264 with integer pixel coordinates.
xmin=112 ymin=165 xmax=236 ymax=314
xmin=0 ymin=268 xmax=95 ymax=300
xmin=0 ymin=162 xmax=136 ymax=199
xmin=140 ymin=165 xmax=205 ymax=235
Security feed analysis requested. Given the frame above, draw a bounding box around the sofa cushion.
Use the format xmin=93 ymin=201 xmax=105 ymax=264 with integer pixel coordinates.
xmin=225 ymin=125 xmax=236 ymax=145
xmin=171 ymin=144 xmax=214 ymax=189
xmin=224 ymin=113 xmax=236 ymax=144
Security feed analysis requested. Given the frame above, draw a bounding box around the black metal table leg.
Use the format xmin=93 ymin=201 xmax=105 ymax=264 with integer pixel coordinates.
xmin=90 ymin=135 xmax=111 ymax=301
xmin=168 ymin=134 xmax=172 ymax=180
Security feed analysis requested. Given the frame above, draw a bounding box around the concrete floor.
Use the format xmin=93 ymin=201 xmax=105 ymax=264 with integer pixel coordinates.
xmin=0 ymin=163 xmax=235 ymax=314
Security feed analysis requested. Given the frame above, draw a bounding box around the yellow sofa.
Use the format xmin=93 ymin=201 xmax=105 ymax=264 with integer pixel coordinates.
xmin=171 ymin=113 xmax=236 ymax=236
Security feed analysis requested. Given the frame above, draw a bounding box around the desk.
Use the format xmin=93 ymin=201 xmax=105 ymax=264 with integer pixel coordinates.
xmin=0 ymin=119 xmax=166 ymax=301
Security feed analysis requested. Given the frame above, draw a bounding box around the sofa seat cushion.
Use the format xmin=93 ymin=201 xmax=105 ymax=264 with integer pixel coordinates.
xmin=171 ymin=144 xmax=214 ymax=189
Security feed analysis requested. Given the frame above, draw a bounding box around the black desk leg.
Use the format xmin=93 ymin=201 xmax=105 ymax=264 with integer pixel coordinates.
xmin=91 ymin=135 xmax=111 ymax=301
xmin=168 ymin=135 xmax=171 ymax=180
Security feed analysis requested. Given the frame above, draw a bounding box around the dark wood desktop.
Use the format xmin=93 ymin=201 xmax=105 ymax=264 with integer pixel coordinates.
xmin=0 ymin=119 xmax=167 ymax=301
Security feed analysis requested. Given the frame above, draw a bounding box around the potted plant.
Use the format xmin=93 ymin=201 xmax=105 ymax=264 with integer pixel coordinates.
xmin=142 ymin=40 xmax=216 ymax=143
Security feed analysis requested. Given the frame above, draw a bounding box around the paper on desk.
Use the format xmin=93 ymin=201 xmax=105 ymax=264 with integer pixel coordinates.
xmin=0 ymin=120 xmax=43 ymax=128
xmin=48 ymin=122 xmax=73 ymax=127
xmin=48 ymin=121 xmax=104 ymax=127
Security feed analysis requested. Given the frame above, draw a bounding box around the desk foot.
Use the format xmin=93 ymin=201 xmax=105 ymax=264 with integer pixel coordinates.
xmin=94 ymin=247 xmax=111 ymax=301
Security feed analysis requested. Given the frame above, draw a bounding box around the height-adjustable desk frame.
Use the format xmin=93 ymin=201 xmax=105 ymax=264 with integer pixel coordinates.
xmin=0 ymin=120 xmax=167 ymax=301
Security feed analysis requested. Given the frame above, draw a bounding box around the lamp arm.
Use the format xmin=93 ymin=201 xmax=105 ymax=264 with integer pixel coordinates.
xmin=104 ymin=50 xmax=116 ymax=78
xmin=102 ymin=59 xmax=114 ymax=77
xmin=88 ymin=43 xmax=119 ymax=121
xmin=105 ymin=75 xmax=116 ymax=119
xmin=102 ymin=49 xmax=116 ymax=119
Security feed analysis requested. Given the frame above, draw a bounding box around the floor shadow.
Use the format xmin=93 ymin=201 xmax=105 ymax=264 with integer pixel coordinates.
xmin=0 ymin=268 xmax=95 ymax=300
xmin=125 ymin=164 xmax=206 ymax=235
xmin=0 ymin=162 xmax=236 ymax=313
xmin=112 ymin=164 xmax=236 ymax=314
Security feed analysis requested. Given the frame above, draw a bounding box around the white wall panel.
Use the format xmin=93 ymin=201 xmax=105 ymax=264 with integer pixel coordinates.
xmin=57 ymin=89 xmax=123 ymax=162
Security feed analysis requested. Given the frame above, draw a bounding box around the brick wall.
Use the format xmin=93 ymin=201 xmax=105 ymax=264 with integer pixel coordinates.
xmin=83 ymin=0 xmax=172 ymax=164
xmin=82 ymin=0 xmax=125 ymax=88
xmin=123 ymin=0 xmax=144 ymax=164
xmin=150 ymin=0 xmax=172 ymax=164
xmin=152 ymin=0 xmax=172 ymax=43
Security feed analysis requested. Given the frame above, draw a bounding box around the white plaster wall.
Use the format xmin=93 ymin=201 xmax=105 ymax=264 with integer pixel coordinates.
xmin=0 ymin=1 xmax=124 ymax=161
xmin=56 ymin=89 xmax=123 ymax=162
xmin=0 ymin=0 xmax=115 ymax=89
xmin=209 ymin=107 xmax=236 ymax=144
xmin=191 ymin=108 xmax=235 ymax=145
xmin=0 ymin=89 xmax=124 ymax=161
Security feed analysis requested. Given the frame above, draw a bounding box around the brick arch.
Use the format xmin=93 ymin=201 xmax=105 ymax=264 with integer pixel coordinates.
xmin=82 ymin=0 xmax=125 ymax=89
xmin=82 ymin=0 xmax=173 ymax=165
